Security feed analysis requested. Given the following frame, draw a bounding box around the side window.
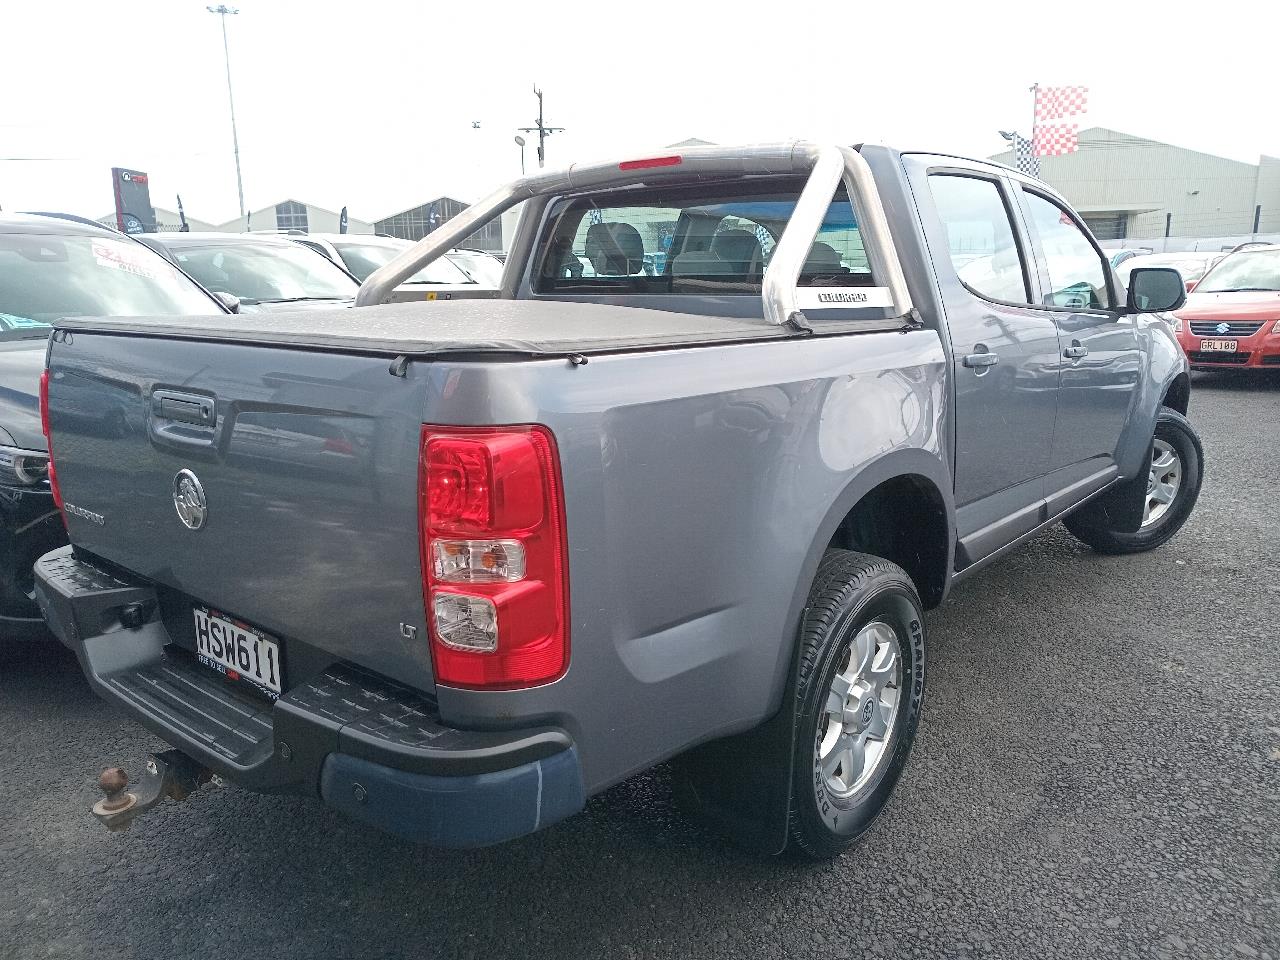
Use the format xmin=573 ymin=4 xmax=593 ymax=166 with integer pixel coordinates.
xmin=928 ymin=174 xmax=1030 ymax=304
xmin=1022 ymin=192 xmax=1112 ymax=310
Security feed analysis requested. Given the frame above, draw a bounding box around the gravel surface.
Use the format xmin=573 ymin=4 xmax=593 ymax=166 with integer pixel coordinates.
xmin=1 ymin=372 xmax=1277 ymax=960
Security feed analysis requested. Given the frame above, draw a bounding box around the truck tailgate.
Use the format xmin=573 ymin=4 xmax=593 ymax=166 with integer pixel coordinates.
xmin=46 ymin=332 xmax=435 ymax=692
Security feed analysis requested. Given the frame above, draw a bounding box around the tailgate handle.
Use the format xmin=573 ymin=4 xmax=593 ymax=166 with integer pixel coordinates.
xmin=153 ymin=392 xmax=216 ymax=427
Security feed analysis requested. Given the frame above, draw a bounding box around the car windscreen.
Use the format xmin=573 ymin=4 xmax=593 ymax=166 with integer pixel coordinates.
xmin=1195 ymin=249 xmax=1280 ymax=293
xmin=167 ymin=241 xmax=359 ymax=303
xmin=333 ymin=241 xmax=473 ymax=285
xmin=533 ymin=178 xmax=873 ymax=296
xmin=447 ymin=251 xmax=504 ymax=287
xmin=0 ymin=233 xmax=217 ymax=339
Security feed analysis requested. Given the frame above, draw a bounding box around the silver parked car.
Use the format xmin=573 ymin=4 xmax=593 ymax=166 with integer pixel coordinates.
xmin=138 ymin=233 xmax=359 ymax=311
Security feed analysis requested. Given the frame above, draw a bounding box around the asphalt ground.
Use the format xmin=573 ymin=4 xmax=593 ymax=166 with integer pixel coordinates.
xmin=1 ymin=371 xmax=1276 ymax=960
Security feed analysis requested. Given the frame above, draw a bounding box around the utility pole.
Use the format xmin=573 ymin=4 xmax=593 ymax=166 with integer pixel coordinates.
xmin=208 ymin=5 xmax=246 ymax=219
xmin=518 ymin=85 xmax=565 ymax=169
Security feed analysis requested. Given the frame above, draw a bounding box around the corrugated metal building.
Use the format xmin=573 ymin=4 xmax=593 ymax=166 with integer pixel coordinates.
xmin=218 ymin=200 xmax=373 ymax=236
xmin=373 ymin=197 xmax=503 ymax=250
xmin=991 ymin=127 xmax=1280 ymax=241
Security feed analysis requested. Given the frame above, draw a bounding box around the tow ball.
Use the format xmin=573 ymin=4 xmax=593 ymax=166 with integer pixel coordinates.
xmin=92 ymin=750 xmax=215 ymax=832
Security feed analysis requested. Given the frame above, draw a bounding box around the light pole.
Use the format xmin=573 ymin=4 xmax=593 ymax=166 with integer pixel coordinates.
xmin=207 ymin=4 xmax=245 ymax=219
xmin=514 ymin=135 xmax=526 ymax=175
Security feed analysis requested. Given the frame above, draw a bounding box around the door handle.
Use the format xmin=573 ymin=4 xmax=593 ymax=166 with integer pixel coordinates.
xmin=1063 ymin=343 xmax=1089 ymax=360
xmin=962 ymin=351 xmax=999 ymax=369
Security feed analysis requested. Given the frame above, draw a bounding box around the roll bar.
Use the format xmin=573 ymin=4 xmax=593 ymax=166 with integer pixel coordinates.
xmin=356 ymin=142 xmax=914 ymax=324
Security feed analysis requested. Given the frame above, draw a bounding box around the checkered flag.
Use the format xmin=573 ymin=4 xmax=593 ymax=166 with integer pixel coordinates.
xmin=1012 ymin=133 xmax=1040 ymax=177
xmin=1035 ymin=123 xmax=1079 ymax=157
xmin=1031 ymin=85 xmax=1087 ymax=158
xmin=1035 ymin=85 xmax=1088 ymax=122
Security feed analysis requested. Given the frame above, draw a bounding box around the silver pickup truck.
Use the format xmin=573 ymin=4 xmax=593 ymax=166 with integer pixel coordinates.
xmin=34 ymin=143 xmax=1202 ymax=859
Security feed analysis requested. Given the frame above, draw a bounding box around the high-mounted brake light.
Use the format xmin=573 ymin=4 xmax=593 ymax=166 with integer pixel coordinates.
xmin=418 ymin=425 xmax=568 ymax=688
xmin=618 ymin=155 xmax=682 ymax=171
xmin=38 ymin=369 xmax=64 ymax=511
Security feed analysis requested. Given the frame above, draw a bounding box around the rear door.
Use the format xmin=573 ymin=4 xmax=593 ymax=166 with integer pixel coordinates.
xmin=917 ymin=163 xmax=1062 ymax=565
xmin=1015 ymin=184 xmax=1141 ymax=504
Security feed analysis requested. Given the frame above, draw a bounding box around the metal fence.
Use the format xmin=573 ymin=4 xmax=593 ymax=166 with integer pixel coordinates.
xmin=1099 ymin=232 xmax=1280 ymax=254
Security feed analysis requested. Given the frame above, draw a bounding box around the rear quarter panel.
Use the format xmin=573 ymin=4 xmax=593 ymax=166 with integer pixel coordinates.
xmin=430 ymin=330 xmax=951 ymax=793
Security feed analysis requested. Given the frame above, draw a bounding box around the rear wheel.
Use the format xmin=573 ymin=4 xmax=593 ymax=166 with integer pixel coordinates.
xmin=787 ymin=550 xmax=926 ymax=860
xmin=1065 ymin=408 xmax=1203 ymax=554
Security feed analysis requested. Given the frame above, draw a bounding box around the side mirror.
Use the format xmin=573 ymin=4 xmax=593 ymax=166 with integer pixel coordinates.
xmin=1125 ymin=267 xmax=1186 ymax=313
xmin=213 ymin=291 xmax=241 ymax=314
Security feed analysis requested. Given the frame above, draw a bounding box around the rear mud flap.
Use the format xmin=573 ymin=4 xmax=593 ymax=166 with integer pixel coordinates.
xmin=1069 ymin=469 xmax=1146 ymax=533
xmin=672 ymin=639 xmax=805 ymax=856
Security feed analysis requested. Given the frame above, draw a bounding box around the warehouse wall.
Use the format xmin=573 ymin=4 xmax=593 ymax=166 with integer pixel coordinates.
xmin=992 ymin=128 xmax=1280 ymax=240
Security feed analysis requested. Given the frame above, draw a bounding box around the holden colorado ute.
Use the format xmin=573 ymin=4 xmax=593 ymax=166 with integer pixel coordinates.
xmin=34 ymin=143 xmax=1203 ymax=859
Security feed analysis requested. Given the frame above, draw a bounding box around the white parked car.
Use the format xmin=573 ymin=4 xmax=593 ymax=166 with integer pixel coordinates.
xmin=1116 ymin=252 xmax=1225 ymax=292
xmin=288 ymin=234 xmax=495 ymax=289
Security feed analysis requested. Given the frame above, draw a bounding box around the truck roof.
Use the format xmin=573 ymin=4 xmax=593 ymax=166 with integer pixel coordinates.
xmin=52 ymin=299 xmax=796 ymax=358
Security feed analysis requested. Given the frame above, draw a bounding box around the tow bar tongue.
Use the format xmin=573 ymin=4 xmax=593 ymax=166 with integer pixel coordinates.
xmin=91 ymin=750 xmax=214 ymax=832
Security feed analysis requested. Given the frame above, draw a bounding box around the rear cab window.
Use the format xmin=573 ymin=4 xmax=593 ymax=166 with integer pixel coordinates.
xmin=529 ymin=179 xmax=881 ymax=318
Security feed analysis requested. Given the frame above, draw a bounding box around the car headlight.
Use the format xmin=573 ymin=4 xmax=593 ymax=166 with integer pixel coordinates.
xmin=0 ymin=446 xmax=50 ymax=487
xmin=1155 ymin=311 xmax=1183 ymax=333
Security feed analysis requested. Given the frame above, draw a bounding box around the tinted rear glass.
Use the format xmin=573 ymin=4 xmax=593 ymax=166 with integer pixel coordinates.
xmin=534 ymin=179 xmax=873 ymax=296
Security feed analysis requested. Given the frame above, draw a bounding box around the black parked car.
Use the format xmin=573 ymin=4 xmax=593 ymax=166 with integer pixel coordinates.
xmin=0 ymin=214 xmax=227 ymax=639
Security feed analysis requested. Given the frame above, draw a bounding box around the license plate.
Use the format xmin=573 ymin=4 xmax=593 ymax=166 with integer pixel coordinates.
xmin=1200 ymin=338 xmax=1237 ymax=352
xmin=193 ymin=606 xmax=282 ymax=698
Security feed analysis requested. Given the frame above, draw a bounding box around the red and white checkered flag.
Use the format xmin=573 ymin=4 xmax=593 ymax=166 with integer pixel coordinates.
xmin=1035 ymin=85 xmax=1088 ymax=122
xmin=1035 ymin=124 xmax=1079 ymax=157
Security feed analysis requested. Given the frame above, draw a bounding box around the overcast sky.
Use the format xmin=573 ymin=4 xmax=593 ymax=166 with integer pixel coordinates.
xmin=3 ymin=0 xmax=1275 ymax=226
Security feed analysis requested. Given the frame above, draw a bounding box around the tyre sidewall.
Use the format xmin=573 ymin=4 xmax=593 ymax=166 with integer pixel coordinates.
xmin=1143 ymin=411 xmax=1202 ymax=541
xmin=793 ymin=574 xmax=925 ymax=854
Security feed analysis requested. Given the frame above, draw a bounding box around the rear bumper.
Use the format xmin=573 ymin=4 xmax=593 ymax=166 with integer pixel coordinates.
xmin=33 ymin=546 xmax=585 ymax=847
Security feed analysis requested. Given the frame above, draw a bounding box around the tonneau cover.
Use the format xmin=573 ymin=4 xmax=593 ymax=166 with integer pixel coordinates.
xmin=54 ymin=299 xmax=792 ymax=357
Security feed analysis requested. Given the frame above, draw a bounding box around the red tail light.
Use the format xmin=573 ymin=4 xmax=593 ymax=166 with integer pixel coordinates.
xmin=418 ymin=425 xmax=568 ymax=688
xmin=38 ymin=369 xmax=64 ymax=511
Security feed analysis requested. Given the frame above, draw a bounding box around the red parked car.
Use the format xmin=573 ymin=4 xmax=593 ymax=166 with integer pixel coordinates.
xmin=1172 ymin=245 xmax=1280 ymax=370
